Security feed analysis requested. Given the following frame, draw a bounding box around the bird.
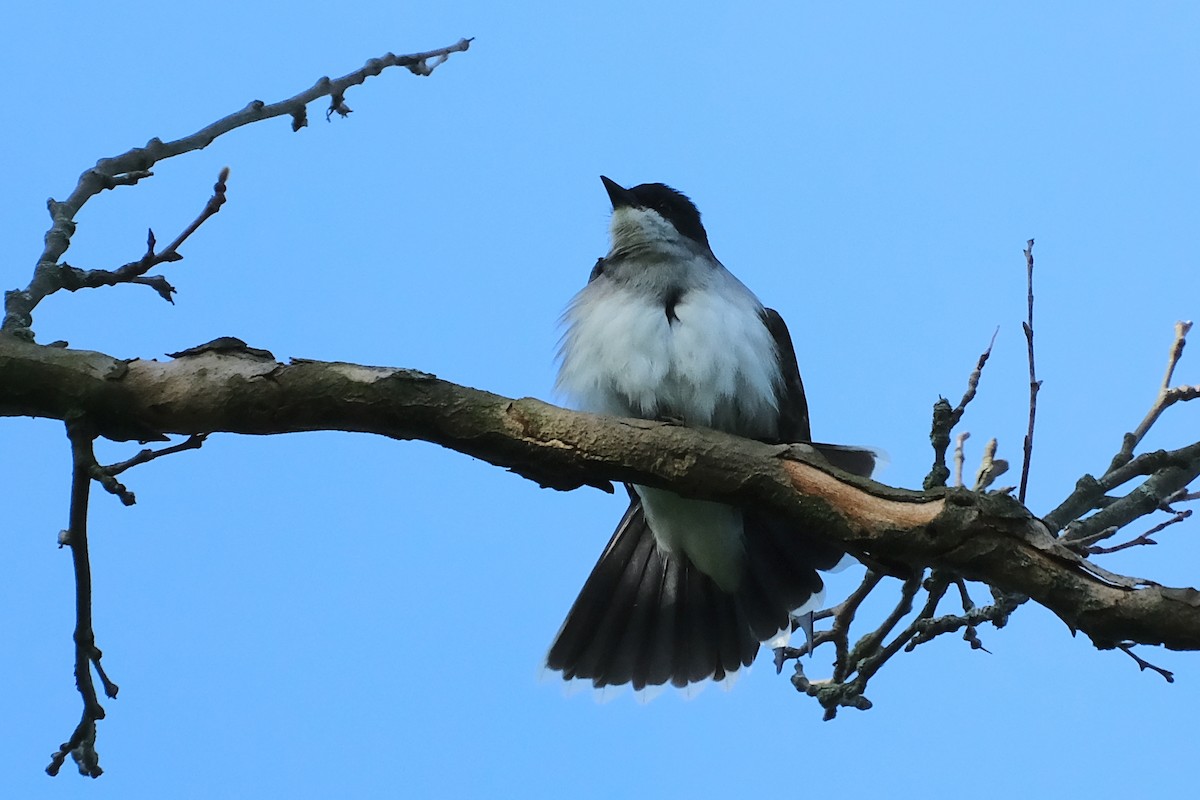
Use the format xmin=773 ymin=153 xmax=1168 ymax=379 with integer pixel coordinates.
xmin=546 ymin=176 xmax=875 ymax=692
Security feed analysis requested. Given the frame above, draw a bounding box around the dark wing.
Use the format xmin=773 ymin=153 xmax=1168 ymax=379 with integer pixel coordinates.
xmin=761 ymin=307 xmax=812 ymax=443
xmin=762 ymin=307 xmax=876 ymax=477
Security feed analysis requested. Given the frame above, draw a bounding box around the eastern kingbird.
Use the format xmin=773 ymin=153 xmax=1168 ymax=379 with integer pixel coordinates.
xmin=547 ymin=176 xmax=875 ymax=691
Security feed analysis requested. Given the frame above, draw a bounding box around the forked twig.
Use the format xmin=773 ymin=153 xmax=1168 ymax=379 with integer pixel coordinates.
xmin=1117 ymin=643 xmax=1175 ymax=683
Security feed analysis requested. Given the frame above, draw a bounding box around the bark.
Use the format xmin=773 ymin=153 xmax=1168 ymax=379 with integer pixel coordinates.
xmin=4 ymin=334 xmax=1198 ymax=652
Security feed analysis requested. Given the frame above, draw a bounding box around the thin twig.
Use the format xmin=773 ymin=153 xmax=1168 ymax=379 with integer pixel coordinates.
xmin=148 ymin=169 xmax=230 ymax=268
xmin=104 ymin=434 xmax=208 ymax=477
xmin=953 ymin=432 xmax=969 ymax=487
xmin=953 ymin=327 xmax=1000 ymax=425
xmin=953 ymin=578 xmax=974 ymax=612
xmin=1107 ymin=321 xmax=1197 ymax=473
xmin=906 ymin=587 xmax=1023 ymax=651
xmin=811 ymin=575 xmax=930 ymax=720
xmin=845 ymin=574 xmax=927 ymax=672
xmin=47 ymin=421 xmax=117 ymax=779
xmin=772 ymin=570 xmax=882 ymax=672
xmin=1060 ymin=443 xmax=1200 ymax=545
xmin=56 ymin=167 xmax=230 ymax=305
xmin=87 ymin=434 xmax=209 ymax=505
xmin=923 ymin=329 xmax=999 ymax=490
xmin=1088 ymin=509 xmax=1193 ymax=555
xmin=1019 ymin=239 xmax=1040 ymax=504
xmin=1116 ymin=643 xmax=1175 ymax=683
xmin=2 ymin=37 xmax=473 ymax=337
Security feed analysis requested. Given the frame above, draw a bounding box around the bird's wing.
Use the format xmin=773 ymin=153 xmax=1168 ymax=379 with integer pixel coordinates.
xmin=762 ymin=307 xmax=876 ymax=477
xmin=761 ymin=307 xmax=813 ymax=443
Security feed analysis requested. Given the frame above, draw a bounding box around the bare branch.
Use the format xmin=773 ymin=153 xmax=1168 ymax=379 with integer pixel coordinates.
xmin=772 ymin=569 xmax=884 ymax=673
xmin=956 ymin=327 xmax=1000 ymax=423
xmin=1109 ymin=320 xmax=1197 ymax=473
xmin=907 ymin=585 xmax=1022 ymax=651
xmin=1088 ymin=509 xmax=1193 ymax=555
xmin=1045 ymin=321 xmax=1199 ymax=535
xmin=1019 ymin=239 xmax=1040 ymax=504
xmin=2 ymin=37 xmax=472 ymax=338
xmin=3 ymin=337 xmax=1200 ymax=654
xmin=791 ymin=574 xmax=924 ymax=719
xmin=924 ymin=328 xmax=999 ymax=489
xmin=104 ymin=434 xmax=208 ymax=477
xmin=954 ymin=432 xmax=969 ymax=487
xmin=1117 ymin=643 xmax=1175 ymax=683
xmin=84 ymin=434 xmax=210 ymax=506
xmin=54 ymin=168 xmax=231 ymax=307
xmin=47 ymin=421 xmax=117 ymax=778
xmin=1058 ymin=443 xmax=1200 ymax=545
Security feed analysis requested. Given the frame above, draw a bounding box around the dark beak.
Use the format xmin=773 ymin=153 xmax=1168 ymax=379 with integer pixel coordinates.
xmin=600 ymin=175 xmax=637 ymax=210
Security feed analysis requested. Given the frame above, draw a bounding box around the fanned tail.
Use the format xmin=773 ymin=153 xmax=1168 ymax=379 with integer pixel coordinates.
xmin=546 ymin=499 xmax=844 ymax=690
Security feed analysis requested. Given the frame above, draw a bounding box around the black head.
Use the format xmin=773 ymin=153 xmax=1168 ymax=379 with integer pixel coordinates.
xmin=600 ymin=176 xmax=710 ymax=248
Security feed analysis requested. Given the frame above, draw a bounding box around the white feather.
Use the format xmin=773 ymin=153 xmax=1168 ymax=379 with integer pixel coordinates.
xmin=557 ymin=203 xmax=789 ymax=595
xmin=556 ymin=261 xmax=781 ymax=439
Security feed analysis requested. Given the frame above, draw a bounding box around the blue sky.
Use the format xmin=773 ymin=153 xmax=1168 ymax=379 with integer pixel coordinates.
xmin=3 ymin=2 xmax=1198 ymax=797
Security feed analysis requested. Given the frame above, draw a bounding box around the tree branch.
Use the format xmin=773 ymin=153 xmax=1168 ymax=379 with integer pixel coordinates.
xmin=2 ymin=37 xmax=472 ymax=339
xmin=1109 ymin=320 xmax=1197 ymax=472
xmin=924 ymin=329 xmax=997 ymax=490
xmin=1044 ymin=320 xmax=1199 ymax=535
xmin=3 ymin=336 xmax=1199 ymax=654
xmin=1020 ymin=239 xmax=1040 ymax=503
xmin=47 ymin=421 xmax=117 ymax=778
xmin=54 ymin=168 xmax=231 ymax=307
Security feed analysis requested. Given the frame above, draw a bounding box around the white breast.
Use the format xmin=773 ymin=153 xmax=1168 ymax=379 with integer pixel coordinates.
xmin=556 ymin=268 xmax=782 ymax=440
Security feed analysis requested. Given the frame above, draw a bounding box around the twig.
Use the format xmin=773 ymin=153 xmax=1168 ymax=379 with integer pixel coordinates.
xmin=924 ymin=399 xmax=954 ymax=490
xmin=1116 ymin=642 xmax=1175 ymax=683
xmin=790 ymin=574 xmax=927 ymax=720
xmin=104 ymin=434 xmax=208 ymax=477
xmin=86 ymin=434 xmax=209 ymax=505
xmin=846 ymin=574 xmax=928 ymax=673
xmin=56 ymin=169 xmax=230 ymax=305
xmin=953 ymin=432 xmax=969 ymax=487
xmin=1108 ymin=321 xmax=1197 ymax=473
xmin=2 ymin=37 xmax=473 ymax=338
xmin=923 ymin=328 xmax=999 ymax=489
xmin=954 ymin=327 xmax=1000 ymax=425
xmin=47 ymin=421 xmax=118 ymax=779
xmin=953 ymin=578 xmax=974 ymax=612
xmin=1044 ymin=322 xmax=1199 ymax=535
xmin=787 ymin=566 xmax=1031 ymax=721
xmin=906 ymin=587 xmax=1023 ymax=651
xmin=1051 ymin=443 xmax=1200 ymax=535
xmin=1019 ymin=239 xmax=1040 ymax=504
xmin=773 ymin=570 xmax=883 ymax=673
xmin=1088 ymin=509 xmax=1193 ymax=555
xmin=1059 ymin=442 xmax=1200 ymax=545
xmin=826 ymin=571 xmax=885 ymax=680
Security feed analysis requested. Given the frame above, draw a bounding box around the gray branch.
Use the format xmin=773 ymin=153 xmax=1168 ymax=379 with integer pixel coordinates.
xmin=2 ymin=37 xmax=472 ymax=339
